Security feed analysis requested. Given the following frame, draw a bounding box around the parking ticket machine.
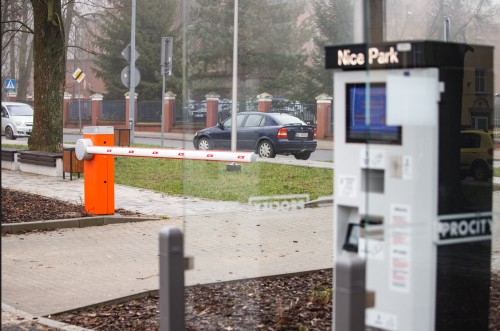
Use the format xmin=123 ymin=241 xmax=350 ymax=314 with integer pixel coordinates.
xmin=325 ymin=41 xmax=493 ymax=330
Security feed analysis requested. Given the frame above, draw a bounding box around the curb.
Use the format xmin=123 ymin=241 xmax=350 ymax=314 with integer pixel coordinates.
xmin=1 ymin=216 xmax=162 ymax=235
xmin=2 ymin=303 xmax=93 ymax=331
xmin=305 ymin=196 xmax=334 ymax=208
xmin=47 ymin=290 xmax=160 ymax=317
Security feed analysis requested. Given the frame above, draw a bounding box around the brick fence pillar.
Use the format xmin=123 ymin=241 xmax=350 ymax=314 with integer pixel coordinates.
xmin=164 ymin=91 xmax=176 ymax=132
xmin=257 ymin=92 xmax=272 ymax=112
xmin=125 ymin=92 xmax=138 ymax=129
xmin=206 ymin=92 xmax=220 ymax=127
xmin=63 ymin=92 xmax=72 ymax=128
xmin=315 ymin=93 xmax=333 ymax=140
xmin=91 ymin=93 xmax=103 ymax=126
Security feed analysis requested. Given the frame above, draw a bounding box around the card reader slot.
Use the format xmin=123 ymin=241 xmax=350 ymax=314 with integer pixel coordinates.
xmin=360 ymin=216 xmax=384 ymax=241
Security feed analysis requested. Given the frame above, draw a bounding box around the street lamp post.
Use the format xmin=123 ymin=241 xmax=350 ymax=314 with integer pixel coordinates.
xmin=128 ymin=0 xmax=137 ymax=144
xmin=231 ymin=0 xmax=238 ymax=153
xmin=227 ymin=0 xmax=241 ymax=172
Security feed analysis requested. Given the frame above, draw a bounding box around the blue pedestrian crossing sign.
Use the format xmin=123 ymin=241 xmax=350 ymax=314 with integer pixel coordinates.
xmin=5 ymin=79 xmax=16 ymax=91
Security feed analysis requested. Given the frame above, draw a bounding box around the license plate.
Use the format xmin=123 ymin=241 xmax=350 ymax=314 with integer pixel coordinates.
xmin=296 ymin=132 xmax=308 ymax=138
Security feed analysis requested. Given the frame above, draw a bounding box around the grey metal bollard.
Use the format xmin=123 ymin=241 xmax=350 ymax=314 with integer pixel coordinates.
xmin=335 ymin=251 xmax=366 ymax=331
xmin=159 ymin=227 xmax=185 ymax=331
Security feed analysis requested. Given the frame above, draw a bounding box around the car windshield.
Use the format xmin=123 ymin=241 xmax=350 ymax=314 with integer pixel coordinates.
xmin=269 ymin=113 xmax=306 ymax=125
xmin=7 ymin=104 xmax=33 ymax=116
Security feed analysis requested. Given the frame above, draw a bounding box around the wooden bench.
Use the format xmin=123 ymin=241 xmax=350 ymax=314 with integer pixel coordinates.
xmin=18 ymin=151 xmax=62 ymax=167
xmin=18 ymin=150 xmax=63 ymax=177
xmin=1 ymin=148 xmax=20 ymax=170
xmin=1 ymin=148 xmax=18 ymax=162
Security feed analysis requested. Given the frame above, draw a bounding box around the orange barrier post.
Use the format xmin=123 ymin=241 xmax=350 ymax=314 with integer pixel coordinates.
xmin=82 ymin=126 xmax=115 ymax=215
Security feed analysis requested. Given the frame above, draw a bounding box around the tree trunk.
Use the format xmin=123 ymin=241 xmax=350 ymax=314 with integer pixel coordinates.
xmin=28 ymin=0 xmax=66 ymax=152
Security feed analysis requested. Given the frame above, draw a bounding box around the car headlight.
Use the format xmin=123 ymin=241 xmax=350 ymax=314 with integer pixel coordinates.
xmin=15 ymin=121 xmax=22 ymax=126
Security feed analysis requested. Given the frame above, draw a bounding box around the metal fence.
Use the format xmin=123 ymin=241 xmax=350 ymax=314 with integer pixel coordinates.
xmin=101 ymin=100 xmax=126 ymax=122
xmin=269 ymin=103 xmax=317 ymax=125
xmin=65 ymin=99 xmax=321 ymax=128
xmin=137 ymin=100 xmax=162 ymax=123
xmin=68 ymin=100 xmax=92 ymax=123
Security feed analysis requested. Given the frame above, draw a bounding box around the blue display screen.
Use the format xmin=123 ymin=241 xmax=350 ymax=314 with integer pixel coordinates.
xmin=346 ymin=83 xmax=401 ymax=144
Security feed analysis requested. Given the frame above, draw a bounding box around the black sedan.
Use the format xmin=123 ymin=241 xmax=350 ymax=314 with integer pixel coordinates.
xmin=193 ymin=112 xmax=317 ymax=160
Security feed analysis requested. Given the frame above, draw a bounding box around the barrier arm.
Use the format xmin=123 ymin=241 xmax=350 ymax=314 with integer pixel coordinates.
xmin=75 ymin=138 xmax=257 ymax=163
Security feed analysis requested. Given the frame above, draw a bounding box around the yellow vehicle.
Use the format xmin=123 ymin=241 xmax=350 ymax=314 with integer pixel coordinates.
xmin=460 ymin=130 xmax=494 ymax=181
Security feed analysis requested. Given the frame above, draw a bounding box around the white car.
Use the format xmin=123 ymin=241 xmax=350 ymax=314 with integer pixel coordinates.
xmin=1 ymin=102 xmax=34 ymax=140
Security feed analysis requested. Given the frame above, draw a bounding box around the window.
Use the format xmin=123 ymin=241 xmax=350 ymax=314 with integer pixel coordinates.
xmin=223 ymin=114 xmax=245 ymax=128
xmin=460 ymin=133 xmax=481 ymax=148
xmin=475 ymin=68 xmax=486 ymax=94
xmin=244 ymin=114 xmax=265 ymax=127
xmin=473 ymin=116 xmax=489 ymax=130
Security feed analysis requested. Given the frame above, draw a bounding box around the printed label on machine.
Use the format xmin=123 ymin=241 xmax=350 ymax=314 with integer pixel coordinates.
xmin=402 ymin=155 xmax=412 ymax=180
xmin=338 ymin=175 xmax=357 ymax=198
xmin=436 ymin=212 xmax=492 ymax=244
xmin=389 ymin=204 xmax=411 ymax=293
xmin=389 ymin=155 xmax=413 ymax=180
xmin=360 ymin=148 xmax=386 ymax=169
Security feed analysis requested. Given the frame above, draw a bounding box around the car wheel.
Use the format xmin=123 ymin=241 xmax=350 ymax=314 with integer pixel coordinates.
xmin=294 ymin=152 xmax=312 ymax=160
xmin=258 ymin=140 xmax=276 ymax=158
xmin=197 ymin=137 xmax=212 ymax=150
xmin=472 ymin=163 xmax=489 ymax=181
xmin=5 ymin=127 xmax=16 ymax=140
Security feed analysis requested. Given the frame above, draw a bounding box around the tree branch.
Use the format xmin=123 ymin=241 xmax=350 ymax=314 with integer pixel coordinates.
xmin=1 ymin=33 xmax=17 ymax=52
xmin=1 ymin=20 xmax=34 ymax=34
xmin=67 ymin=44 xmax=98 ymax=56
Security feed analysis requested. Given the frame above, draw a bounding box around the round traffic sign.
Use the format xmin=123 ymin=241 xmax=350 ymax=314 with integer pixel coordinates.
xmin=121 ymin=66 xmax=141 ymax=88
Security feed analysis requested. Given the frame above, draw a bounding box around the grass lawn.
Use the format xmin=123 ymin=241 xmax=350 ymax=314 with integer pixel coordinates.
xmin=115 ymin=157 xmax=333 ymax=203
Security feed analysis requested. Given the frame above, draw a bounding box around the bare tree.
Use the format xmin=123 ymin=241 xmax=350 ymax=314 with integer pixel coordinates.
xmin=15 ymin=2 xmax=34 ymax=100
xmin=1 ymin=0 xmax=34 ymax=98
xmin=385 ymin=0 xmax=499 ymax=43
xmin=28 ymin=0 xmax=66 ymax=152
xmin=2 ymin=0 xmax=111 ymax=152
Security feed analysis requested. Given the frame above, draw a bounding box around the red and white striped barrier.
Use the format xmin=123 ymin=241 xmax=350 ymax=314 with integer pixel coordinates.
xmin=75 ymin=138 xmax=256 ymax=163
